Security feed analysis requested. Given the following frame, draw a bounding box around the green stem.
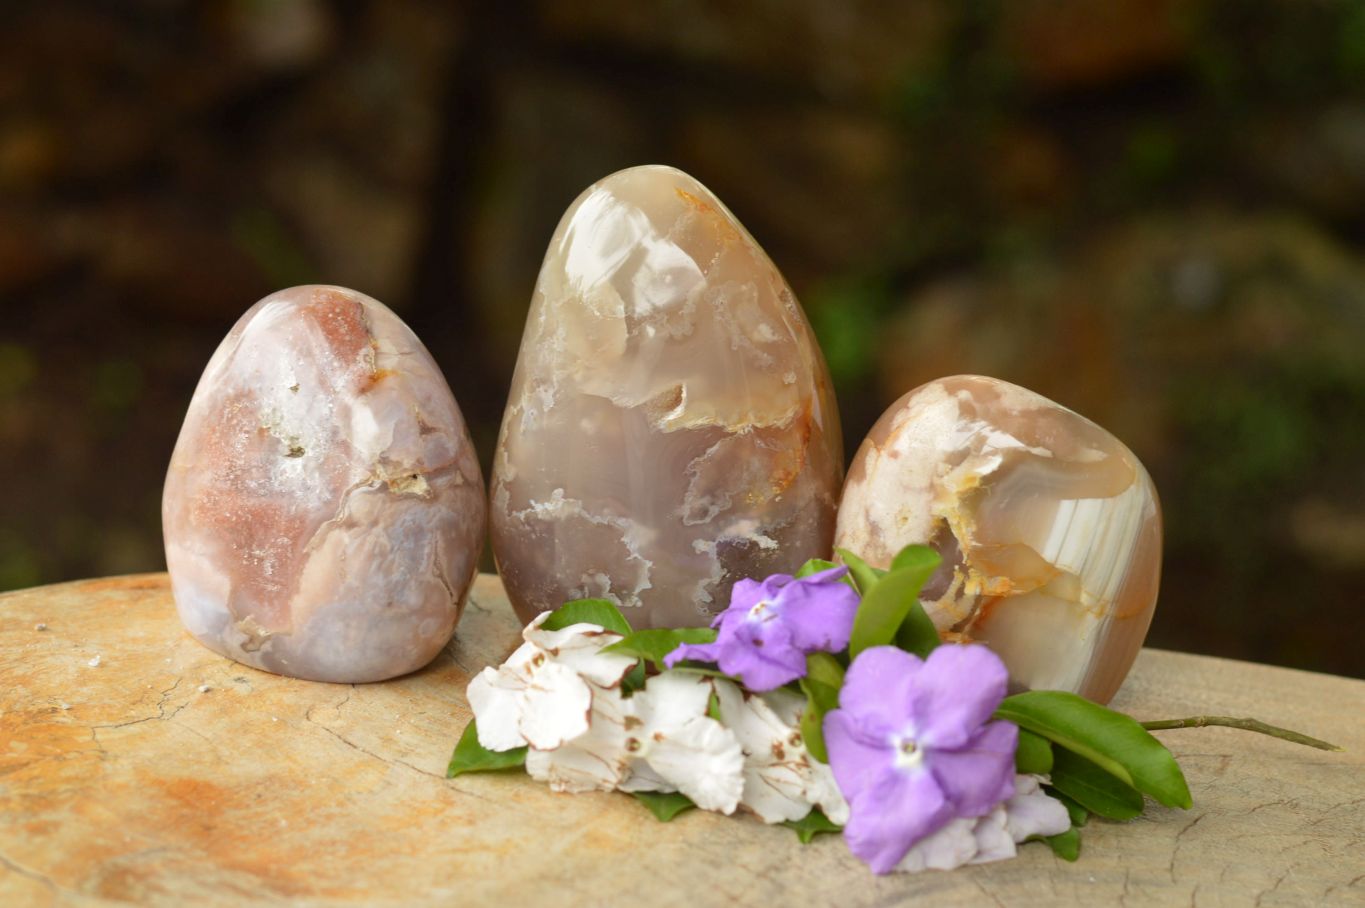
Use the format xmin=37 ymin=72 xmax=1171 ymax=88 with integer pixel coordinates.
xmin=1141 ymin=716 xmax=1343 ymax=752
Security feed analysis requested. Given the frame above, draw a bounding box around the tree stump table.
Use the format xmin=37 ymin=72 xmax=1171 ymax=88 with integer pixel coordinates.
xmin=2 ymin=575 xmax=1362 ymax=906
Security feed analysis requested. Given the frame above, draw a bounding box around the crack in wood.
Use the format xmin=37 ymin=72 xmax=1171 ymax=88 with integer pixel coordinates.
xmin=0 ymin=850 xmax=58 ymax=900
xmin=89 ymin=678 xmax=186 ymax=731
xmin=302 ymin=686 xmax=447 ymax=779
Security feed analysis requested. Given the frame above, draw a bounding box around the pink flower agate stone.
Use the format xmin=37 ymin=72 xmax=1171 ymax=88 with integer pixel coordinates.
xmin=835 ymin=375 xmax=1162 ymax=704
xmin=490 ymin=165 xmax=843 ymax=629
xmin=163 ymin=285 xmax=485 ymax=683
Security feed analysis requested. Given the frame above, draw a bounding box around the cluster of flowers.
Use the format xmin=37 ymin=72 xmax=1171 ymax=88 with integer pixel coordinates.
xmin=459 ymin=555 xmax=1081 ymax=874
xmin=451 ymin=548 xmax=1338 ymax=875
xmin=467 ymin=610 xmax=847 ymax=824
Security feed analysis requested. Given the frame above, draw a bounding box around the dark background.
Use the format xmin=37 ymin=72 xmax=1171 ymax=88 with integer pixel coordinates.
xmin=3 ymin=1 xmax=1363 ymax=679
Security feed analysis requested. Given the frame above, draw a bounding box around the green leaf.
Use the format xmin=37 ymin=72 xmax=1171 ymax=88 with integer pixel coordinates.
xmin=804 ymin=651 xmax=846 ymax=698
xmin=1014 ymin=728 xmax=1054 ymax=774
xmin=795 ymin=558 xmax=838 ymax=578
xmin=798 ymin=652 xmax=845 ymax=763
xmin=994 ymin=690 xmax=1192 ymax=809
xmin=892 ymin=598 xmax=942 ymax=659
xmin=622 ymin=661 xmax=647 ymax=694
xmin=603 ymin=627 xmax=717 ymax=670
xmin=782 ymin=807 xmax=843 ymax=843
xmin=890 ymin=545 xmax=948 ymax=657
xmin=843 ymin=546 xmax=942 ymax=659
xmin=632 ymin=791 xmax=696 ymax=822
xmin=665 ymin=664 xmax=734 ymax=680
xmin=540 ymin=598 xmax=633 ymax=636
xmin=800 ymin=693 xmax=830 ymax=763
xmin=1048 ymin=748 xmax=1145 ymax=821
xmin=1039 ymin=826 xmax=1081 ymax=861
xmin=796 ymin=558 xmax=858 ymax=589
xmin=891 ymin=544 xmax=939 ymax=574
xmin=835 ymin=548 xmax=885 ymax=596
xmin=1045 ymin=787 xmax=1089 ymax=828
xmin=446 ymin=720 xmax=527 ymax=778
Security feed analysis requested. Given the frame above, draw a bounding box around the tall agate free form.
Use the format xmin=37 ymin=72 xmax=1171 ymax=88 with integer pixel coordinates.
xmin=835 ymin=376 xmax=1161 ymax=704
xmin=163 ymin=285 xmax=485 ymax=683
xmin=491 ymin=165 xmax=842 ymax=628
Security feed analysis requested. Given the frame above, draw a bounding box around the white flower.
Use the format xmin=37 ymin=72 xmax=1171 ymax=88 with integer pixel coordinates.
xmin=893 ymin=815 xmax=984 ymax=873
xmin=526 ymin=682 xmax=633 ymax=792
xmin=713 ymin=680 xmax=849 ymax=824
xmin=466 ymin=614 xmax=635 ymax=752
xmin=893 ymin=773 xmax=1072 ymax=873
xmin=1001 ymin=773 xmax=1072 ymax=843
xmin=618 ymin=672 xmax=745 ymax=813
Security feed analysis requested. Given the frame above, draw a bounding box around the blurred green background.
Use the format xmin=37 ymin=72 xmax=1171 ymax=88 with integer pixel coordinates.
xmin=2 ymin=1 xmax=1362 ymax=678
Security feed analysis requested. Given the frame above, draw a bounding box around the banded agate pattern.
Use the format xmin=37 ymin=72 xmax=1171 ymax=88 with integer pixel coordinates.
xmin=835 ymin=375 xmax=1161 ymax=703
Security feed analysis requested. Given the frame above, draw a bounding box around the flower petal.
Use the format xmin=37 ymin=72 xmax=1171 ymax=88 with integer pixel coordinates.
xmin=632 ymin=670 xmax=742 ymax=810
xmin=525 ymin=684 xmax=632 ymax=793
xmin=761 ymin=687 xmax=806 ymax=728
xmin=518 ymin=661 xmax=593 ymax=750
xmin=813 ymin=762 xmax=851 ymax=826
xmin=823 ymin=708 xmax=892 ymax=805
xmin=926 ymin=720 xmax=1018 ymax=817
xmin=716 ymin=683 xmax=800 ymax=753
xmin=467 ymin=665 xmax=529 ymax=751
xmin=776 ymin=571 xmax=860 ymax=653
xmin=1003 ymin=774 xmax=1072 ymax=842
xmin=911 ymin=644 xmax=1009 ymax=750
xmin=967 ymin=806 xmax=1016 ymax=865
xmin=523 ymin=621 xmax=635 ymax=687
xmin=793 ymin=564 xmax=850 ymax=586
xmin=893 ymin=815 xmax=981 ymax=873
xmin=843 ymin=767 xmax=954 ymax=874
xmin=617 ymin=760 xmax=678 ymax=794
xmin=644 ymin=716 xmax=745 ymax=813
xmin=715 ymin=681 xmax=845 ymax=824
xmin=726 ymin=619 xmax=808 ymax=691
xmin=725 ymin=577 xmax=769 ymax=612
xmin=836 ymin=646 xmax=923 ymax=738
xmin=635 ymin=671 xmax=713 ymax=727
xmin=740 ymin=763 xmax=813 ymax=823
xmin=663 ymin=639 xmax=722 ymax=669
xmin=753 ymin=573 xmax=796 ymax=600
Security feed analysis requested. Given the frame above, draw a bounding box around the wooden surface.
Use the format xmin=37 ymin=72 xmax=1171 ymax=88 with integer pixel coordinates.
xmin=1 ymin=575 xmax=1362 ymax=907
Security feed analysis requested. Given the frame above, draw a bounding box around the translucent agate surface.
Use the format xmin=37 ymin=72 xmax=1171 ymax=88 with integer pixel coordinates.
xmin=491 ymin=165 xmax=842 ymax=628
xmin=163 ymin=285 xmax=485 ymax=683
xmin=835 ymin=375 xmax=1161 ymax=703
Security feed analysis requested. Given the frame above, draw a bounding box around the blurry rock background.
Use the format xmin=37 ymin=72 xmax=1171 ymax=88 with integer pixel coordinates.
xmin=2 ymin=0 xmax=1363 ymax=678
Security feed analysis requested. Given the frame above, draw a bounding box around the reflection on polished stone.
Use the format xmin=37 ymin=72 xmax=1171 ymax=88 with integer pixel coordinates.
xmin=163 ymin=285 xmax=485 ymax=683
xmin=835 ymin=375 xmax=1161 ymax=703
xmin=491 ymin=165 xmax=842 ymax=629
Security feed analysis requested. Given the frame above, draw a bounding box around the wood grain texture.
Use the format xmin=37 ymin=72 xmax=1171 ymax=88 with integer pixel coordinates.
xmin=1 ymin=574 xmax=1362 ymax=907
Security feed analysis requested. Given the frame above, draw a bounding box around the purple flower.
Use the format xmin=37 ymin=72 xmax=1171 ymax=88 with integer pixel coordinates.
xmin=663 ymin=566 xmax=860 ymax=691
xmin=823 ymin=644 xmax=1018 ymax=874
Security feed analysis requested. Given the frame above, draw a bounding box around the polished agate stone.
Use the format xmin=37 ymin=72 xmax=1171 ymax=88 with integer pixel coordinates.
xmin=491 ymin=165 xmax=842 ymax=629
xmin=835 ymin=375 xmax=1161 ymax=703
xmin=163 ymin=285 xmax=485 ymax=683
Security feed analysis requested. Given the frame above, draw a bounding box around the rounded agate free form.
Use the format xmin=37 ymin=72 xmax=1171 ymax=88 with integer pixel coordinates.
xmin=491 ymin=165 xmax=843 ymax=629
xmin=163 ymin=285 xmax=485 ymax=683
xmin=835 ymin=375 xmax=1161 ymax=704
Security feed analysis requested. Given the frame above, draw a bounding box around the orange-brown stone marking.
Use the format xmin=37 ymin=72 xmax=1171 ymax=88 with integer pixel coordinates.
xmin=163 ymin=285 xmax=485 ymax=682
